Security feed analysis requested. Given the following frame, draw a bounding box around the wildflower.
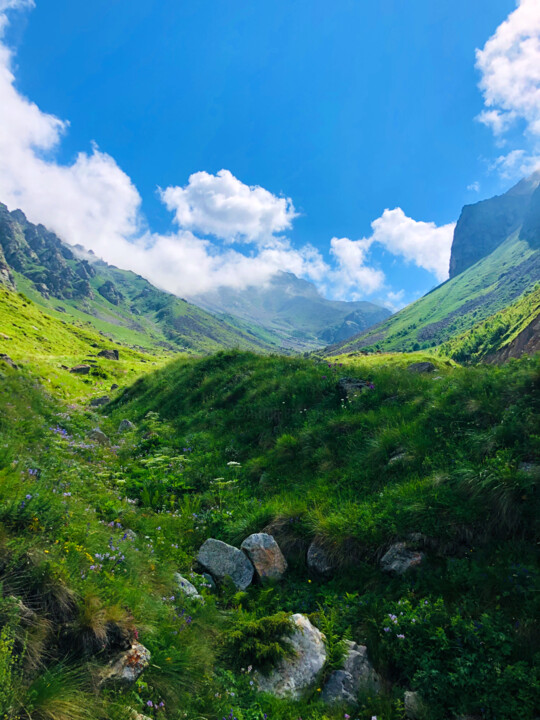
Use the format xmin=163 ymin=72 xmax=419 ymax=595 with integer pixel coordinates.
xmin=383 ymin=627 xmax=390 ymax=632
xmin=397 ymin=633 xmax=405 ymax=639
xmin=25 ymin=494 xmax=32 ymax=500
xmin=344 ymin=715 xmax=350 ymax=719
xmin=147 ymin=700 xmax=153 ymax=708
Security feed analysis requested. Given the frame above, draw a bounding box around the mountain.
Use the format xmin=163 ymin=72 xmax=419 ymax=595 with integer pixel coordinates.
xmin=449 ymin=170 xmax=540 ymax=277
xmin=0 ymin=202 xmax=277 ymax=354
xmin=325 ymin=174 xmax=540 ymax=356
xmin=190 ymin=271 xmax=391 ymax=350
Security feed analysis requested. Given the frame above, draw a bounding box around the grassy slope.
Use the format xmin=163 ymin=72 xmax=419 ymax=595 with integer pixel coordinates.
xmin=15 ymin=267 xmax=274 ymax=356
xmin=1 ymin=343 xmax=539 ymax=720
xmin=440 ymin=284 xmax=540 ymax=363
xmin=327 ymin=234 xmax=539 ymax=354
xmin=0 ymin=286 xmax=171 ymax=401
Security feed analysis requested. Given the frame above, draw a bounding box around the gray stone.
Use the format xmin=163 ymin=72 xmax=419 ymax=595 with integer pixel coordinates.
xmin=174 ymin=573 xmax=203 ymax=601
xmin=88 ymin=428 xmax=110 ymax=446
xmin=404 ymin=690 xmax=426 ymax=719
xmin=337 ymin=377 xmax=369 ymax=397
xmin=111 ymin=383 xmax=119 ymax=390
xmin=197 ymin=538 xmax=254 ymax=590
xmin=380 ymin=543 xmax=424 ymax=575
xmin=100 ymin=642 xmax=150 ymax=685
xmin=118 ymin=419 xmax=135 ymax=433
xmin=407 ymin=362 xmax=436 ymax=374
xmin=307 ymin=540 xmax=334 ymax=576
xmin=89 ymin=396 xmax=110 ymax=407
xmin=256 ymin=614 xmax=326 ymax=699
xmin=241 ymin=533 xmax=287 ymax=581
xmin=0 ymin=354 xmax=18 ymax=370
xmin=98 ymin=349 xmax=119 ymax=360
xmin=69 ymin=364 xmax=91 ymax=374
xmin=321 ymin=640 xmax=381 ymax=704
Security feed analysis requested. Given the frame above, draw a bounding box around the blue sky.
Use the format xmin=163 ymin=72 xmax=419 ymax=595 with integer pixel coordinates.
xmin=1 ymin=0 xmax=539 ymax=307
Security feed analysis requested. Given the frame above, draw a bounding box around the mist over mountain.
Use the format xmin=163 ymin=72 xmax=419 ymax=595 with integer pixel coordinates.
xmin=190 ymin=271 xmax=391 ymax=351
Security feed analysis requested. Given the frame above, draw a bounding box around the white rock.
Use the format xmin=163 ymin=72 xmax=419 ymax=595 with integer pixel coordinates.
xmin=174 ymin=572 xmax=203 ymax=601
xmin=100 ymin=642 xmax=150 ymax=685
xmin=256 ymin=614 xmax=326 ymax=699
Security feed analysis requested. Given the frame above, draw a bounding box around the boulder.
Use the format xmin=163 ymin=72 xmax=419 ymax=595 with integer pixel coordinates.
xmin=98 ymin=349 xmax=119 ymax=360
xmin=241 ymin=533 xmax=287 ymax=581
xmin=256 ymin=614 xmax=326 ymax=699
xmin=0 ymin=354 xmax=18 ymax=370
xmin=321 ymin=640 xmax=380 ymax=704
xmin=118 ymin=419 xmax=135 ymax=433
xmin=174 ymin=573 xmax=202 ymax=601
xmin=404 ymin=690 xmax=427 ymax=719
xmin=70 ymin=364 xmax=90 ymax=375
xmin=337 ymin=377 xmax=369 ymax=397
xmin=380 ymin=542 xmax=424 ymax=575
xmin=307 ymin=539 xmax=335 ymax=576
xmin=88 ymin=428 xmax=110 ymax=446
xmin=89 ymin=396 xmax=110 ymax=408
xmin=197 ymin=538 xmax=254 ymax=590
xmin=407 ymin=362 xmax=435 ymax=374
xmin=111 ymin=383 xmax=119 ymax=391
xmin=100 ymin=642 xmax=150 ymax=685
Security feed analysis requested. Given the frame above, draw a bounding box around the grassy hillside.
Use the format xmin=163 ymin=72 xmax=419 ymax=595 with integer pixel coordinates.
xmin=1 ymin=349 xmax=539 ymax=719
xmin=440 ymin=284 xmax=540 ymax=363
xmin=326 ymin=233 xmax=539 ymax=355
xmin=0 ymin=202 xmax=275 ymax=355
xmin=0 ymin=286 xmax=170 ymax=401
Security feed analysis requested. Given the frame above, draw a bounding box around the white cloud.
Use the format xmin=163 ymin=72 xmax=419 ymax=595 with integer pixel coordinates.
xmin=161 ymin=169 xmax=297 ymax=244
xmin=476 ymin=0 xmax=540 ymax=175
xmin=328 ymin=208 xmax=454 ymax=300
xmin=467 ymin=181 xmax=480 ymax=192
xmin=369 ymin=208 xmax=454 ymax=282
xmin=330 ymin=237 xmax=385 ymax=299
xmin=489 ymin=148 xmax=540 ymax=178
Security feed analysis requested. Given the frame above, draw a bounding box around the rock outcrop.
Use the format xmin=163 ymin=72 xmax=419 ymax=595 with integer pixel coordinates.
xmin=307 ymin=539 xmax=335 ymax=576
xmin=89 ymin=396 xmax=110 ymax=407
xmin=407 ymin=362 xmax=435 ymax=374
xmin=380 ymin=542 xmax=424 ymax=575
xmin=197 ymin=538 xmax=254 ymax=590
xmin=88 ymin=429 xmax=110 ymax=446
xmin=321 ymin=640 xmax=380 ymax=704
xmin=119 ymin=419 xmax=135 ymax=433
xmin=256 ymin=614 xmax=326 ymax=699
xmin=98 ymin=349 xmax=119 ymax=360
xmin=70 ymin=364 xmax=90 ymax=375
xmin=100 ymin=642 xmax=150 ymax=685
xmin=240 ymin=533 xmax=287 ymax=581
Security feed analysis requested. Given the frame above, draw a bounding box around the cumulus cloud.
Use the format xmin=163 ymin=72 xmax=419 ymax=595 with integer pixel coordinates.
xmin=476 ymin=0 xmax=540 ymax=175
xmin=161 ymin=169 xmax=297 ymax=244
xmin=329 ymin=208 xmax=454 ymax=300
xmin=330 ymin=237 xmax=385 ymax=299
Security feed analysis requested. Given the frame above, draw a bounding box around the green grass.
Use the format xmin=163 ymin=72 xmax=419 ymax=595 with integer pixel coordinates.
xmin=439 ymin=284 xmax=540 ymax=363
xmin=0 ymin=286 xmax=171 ymax=401
xmin=1 ymin=340 xmax=539 ymax=719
